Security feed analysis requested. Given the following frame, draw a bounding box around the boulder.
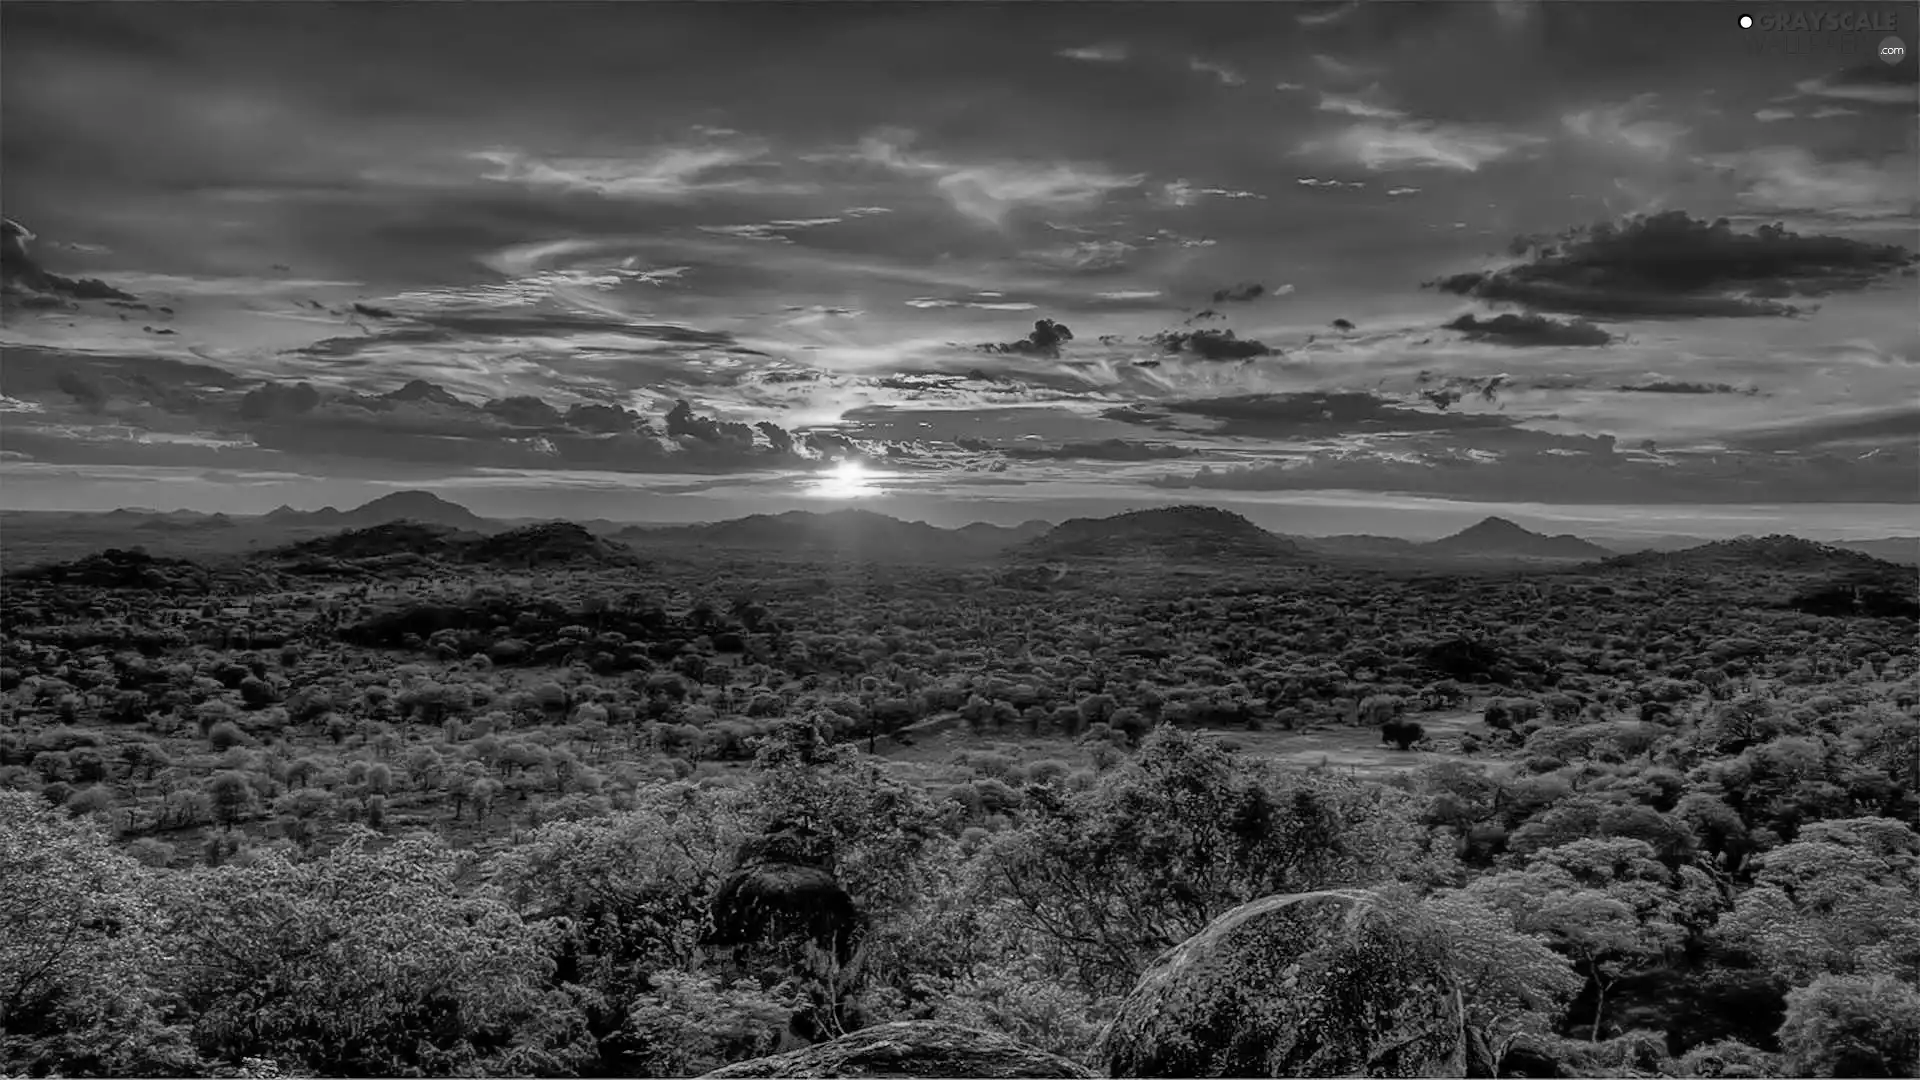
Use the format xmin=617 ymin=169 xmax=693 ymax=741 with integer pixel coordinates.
xmin=699 ymin=1020 xmax=1095 ymax=1078
xmin=701 ymin=860 xmax=863 ymax=963
xmin=1097 ymin=889 xmax=1466 ymax=1077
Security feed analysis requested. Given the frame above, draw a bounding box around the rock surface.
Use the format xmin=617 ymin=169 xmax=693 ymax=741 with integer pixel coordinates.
xmin=1097 ymin=888 xmax=1466 ymax=1077
xmin=699 ymin=1020 xmax=1096 ymax=1078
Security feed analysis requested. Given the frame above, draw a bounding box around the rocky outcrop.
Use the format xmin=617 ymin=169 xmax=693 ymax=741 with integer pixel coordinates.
xmin=699 ymin=1020 xmax=1095 ymax=1078
xmin=701 ymin=821 xmax=864 ymax=964
xmin=1097 ymin=889 xmax=1466 ymax=1077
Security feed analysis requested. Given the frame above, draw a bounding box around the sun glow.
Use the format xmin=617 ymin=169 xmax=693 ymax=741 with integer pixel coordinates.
xmin=809 ymin=458 xmax=881 ymax=499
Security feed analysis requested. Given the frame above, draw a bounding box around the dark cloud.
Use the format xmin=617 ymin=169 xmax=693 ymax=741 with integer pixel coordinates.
xmin=1615 ymin=380 xmax=1754 ymax=395
xmin=979 ymin=318 xmax=1076 ymax=358
xmin=1724 ymin=407 xmax=1920 ymax=452
xmin=1152 ymin=439 xmax=1918 ymax=503
xmin=1428 ymin=211 xmax=1917 ymax=319
xmin=1001 ymin=438 xmax=1197 ymax=461
xmin=1795 ymin=59 xmax=1919 ymax=105
xmin=1445 ymin=312 xmax=1613 ymax=347
xmin=1145 ymin=328 xmax=1275 ymax=361
xmin=0 ymin=348 xmax=245 ymax=414
xmin=1107 ymin=391 xmax=1511 ymax=439
xmin=1209 ymin=282 xmax=1269 ymax=304
xmin=292 ymin=311 xmax=751 ymax=361
xmin=0 ymin=218 xmax=137 ymax=305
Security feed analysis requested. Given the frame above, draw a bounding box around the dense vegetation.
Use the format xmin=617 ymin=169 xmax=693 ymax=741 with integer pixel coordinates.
xmin=2 ymin=519 xmax=1917 ymax=1078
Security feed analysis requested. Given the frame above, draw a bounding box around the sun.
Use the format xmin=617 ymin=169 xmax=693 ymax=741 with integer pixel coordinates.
xmin=810 ymin=458 xmax=880 ymax=499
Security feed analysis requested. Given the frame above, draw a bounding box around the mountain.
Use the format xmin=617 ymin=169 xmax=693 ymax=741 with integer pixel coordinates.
xmin=1829 ymin=537 xmax=1920 ymax=567
xmin=262 ymin=490 xmax=490 ymax=531
xmin=1421 ymin=517 xmax=1614 ymax=560
xmin=617 ymin=509 xmax=1049 ymax=561
xmin=1586 ymin=534 xmax=1712 ymax=554
xmin=462 ymin=522 xmax=642 ymax=567
xmin=266 ymin=520 xmax=638 ymax=570
xmin=1602 ymin=535 xmax=1898 ymax=574
xmin=1288 ymin=533 xmax=1422 ymax=557
xmin=1021 ymin=505 xmax=1302 ymax=561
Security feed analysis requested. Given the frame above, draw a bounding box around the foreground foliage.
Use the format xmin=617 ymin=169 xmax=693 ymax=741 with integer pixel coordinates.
xmin=1 ymin=544 xmax=1915 ymax=1076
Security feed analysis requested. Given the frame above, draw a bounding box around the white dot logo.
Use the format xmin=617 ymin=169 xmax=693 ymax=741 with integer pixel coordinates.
xmin=1739 ymin=14 xmax=1754 ymax=29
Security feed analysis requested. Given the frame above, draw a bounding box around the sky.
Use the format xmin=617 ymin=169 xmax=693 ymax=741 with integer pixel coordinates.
xmin=2 ymin=0 xmax=1917 ymax=538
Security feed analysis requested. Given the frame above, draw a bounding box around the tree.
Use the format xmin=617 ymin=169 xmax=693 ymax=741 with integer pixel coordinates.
xmin=971 ymin=727 xmax=1432 ymax=997
xmin=160 ymin=830 xmax=589 ymax=1076
xmin=1468 ymin=841 xmax=1689 ymax=1042
xmin=1715 ymin=817 xmax=1920 ymax=983
xmin=1777 ymin=974 xmax=1920 ymax=1078
xmin=1422 ymin=889 xmax=1583 ymax=1064
xmin=0 ymin=790 xmax=193 ymax=1075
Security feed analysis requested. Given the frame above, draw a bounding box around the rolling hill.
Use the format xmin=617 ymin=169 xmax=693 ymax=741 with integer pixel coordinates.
xmin=1020 ymin=505 xmax=1303 ymax=561
xmin=1421 ymin=517 xmax=1614 ymax=560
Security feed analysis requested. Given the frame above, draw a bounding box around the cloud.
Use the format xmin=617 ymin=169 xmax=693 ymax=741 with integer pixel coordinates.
xmin=1444 ymin=312 xmax=1614 ymax=347
xmin=1143 ymin=328 xmax=1276 ymax=362
xmin=1059 ymin=43 xmax=1129 ymax=63
xmin=1094 ymin=290 xmax=1163 ymax=302
xmin=1754 ymin=108 xmax=1796 ymax=123
xmin=1561 ymin=95 xmax=1688 ymax=159
xmin=1429 ymin=211 xmax=1917 ymax=319
xmin=1 ymin=219 xmax=138 ymax=306
xmin=696 ymin=216 xmax=846 ymax=243
xmin=1317 ymin=89 xmax=1407 ymax=120
xmin=1791 ymin=61 xmax=1920 ymax=107
xmin=1189 ymin=58 xmax=1245 ymax=86
xmin=471 ymin=137 xmax=804 ymax=200
xmin=1703 ymin=146 xmax=1920 ymax=223
xmin=1296 ymin=2 xmax=1361 ymax=27
xmin=1312 ymin=53 xmax=1379 ymax=83
xmin=1002 ymin=438 xmax=1197 ymax=462
xmin=855 ymin=131 xmax=1145 ymax=226
xmin=1149 ymin=441 xmax=1918 ymax=503
xmin=1615 ymin=380 xmax=1754 ymax=395
xmin=979 ymin=318 xmax=1075 ymax=358
xmin=1158 ymin=180 xmax=1266 ymax=207
xmin=1300 ymin=121 xmax=1542 ymax=172
xmin=1210 ymin=282 xmax=1280 ymax=304
xmin=1023 ymin=239 xmax=1137 ymax=272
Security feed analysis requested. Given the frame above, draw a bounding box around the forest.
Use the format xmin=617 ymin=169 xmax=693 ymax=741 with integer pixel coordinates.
xmin=2 ymin=509 xmax=1917 ymax=1079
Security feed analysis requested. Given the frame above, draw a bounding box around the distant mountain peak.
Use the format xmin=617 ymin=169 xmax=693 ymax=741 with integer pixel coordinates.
xmin=1024 ymin=504 xmax=1300 ymax=560
xmin=1425 ymin=517 xmax=1612 ymax=560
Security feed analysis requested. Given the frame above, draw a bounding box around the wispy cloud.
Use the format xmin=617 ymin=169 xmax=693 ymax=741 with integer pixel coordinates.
xmin=472 ymin=139 xmax=805 ymax=200
xmin=1158 ymin=180 xmax=1265 ymax=206
xmin=855 ymin=130 xmax=1145 ymax=226
xmin=1058 ymin=43 xmax=1129 ymax=63
xmin=1301 ymin=122 xmax=1540 ymax=172
xmin=1561 ymin=95 xmax=1688 ymax=159
xmin=1312 ymin=53 xmax=1380 ymax=83
xmin=696 ymin=217 xmax=844 ymax=243
xmin=1189 ymin=58 xmax=1246 ymax=87
xmin=1753 ymin=108 xmax=1796 ymax=123
xmin=1705 ymin=146 xmax=1920 ymax=222
xmin=1317 ymin=88 xmax=1407 ymax=120
xmin=1296 ymin=2 xmax=1361 ymax=28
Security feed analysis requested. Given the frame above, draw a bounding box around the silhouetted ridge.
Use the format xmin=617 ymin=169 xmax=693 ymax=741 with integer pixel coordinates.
xmin=1603 ymin=534 xmax=1894 ymax=572
xmin=462 ymin=522 xmax=640 ymax=567
xmin=5 ymin=547 xmax=209 ymax=590
xmin=619 ymin=509 xmax=1045 ymax=560
xmin=260 ymin=490 xmax=489 ymax=531
xmin=1423 ymin=516 xmax=1613 ymax=559
xmin=1025 ymin=505 xmax=1300 ymax=560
